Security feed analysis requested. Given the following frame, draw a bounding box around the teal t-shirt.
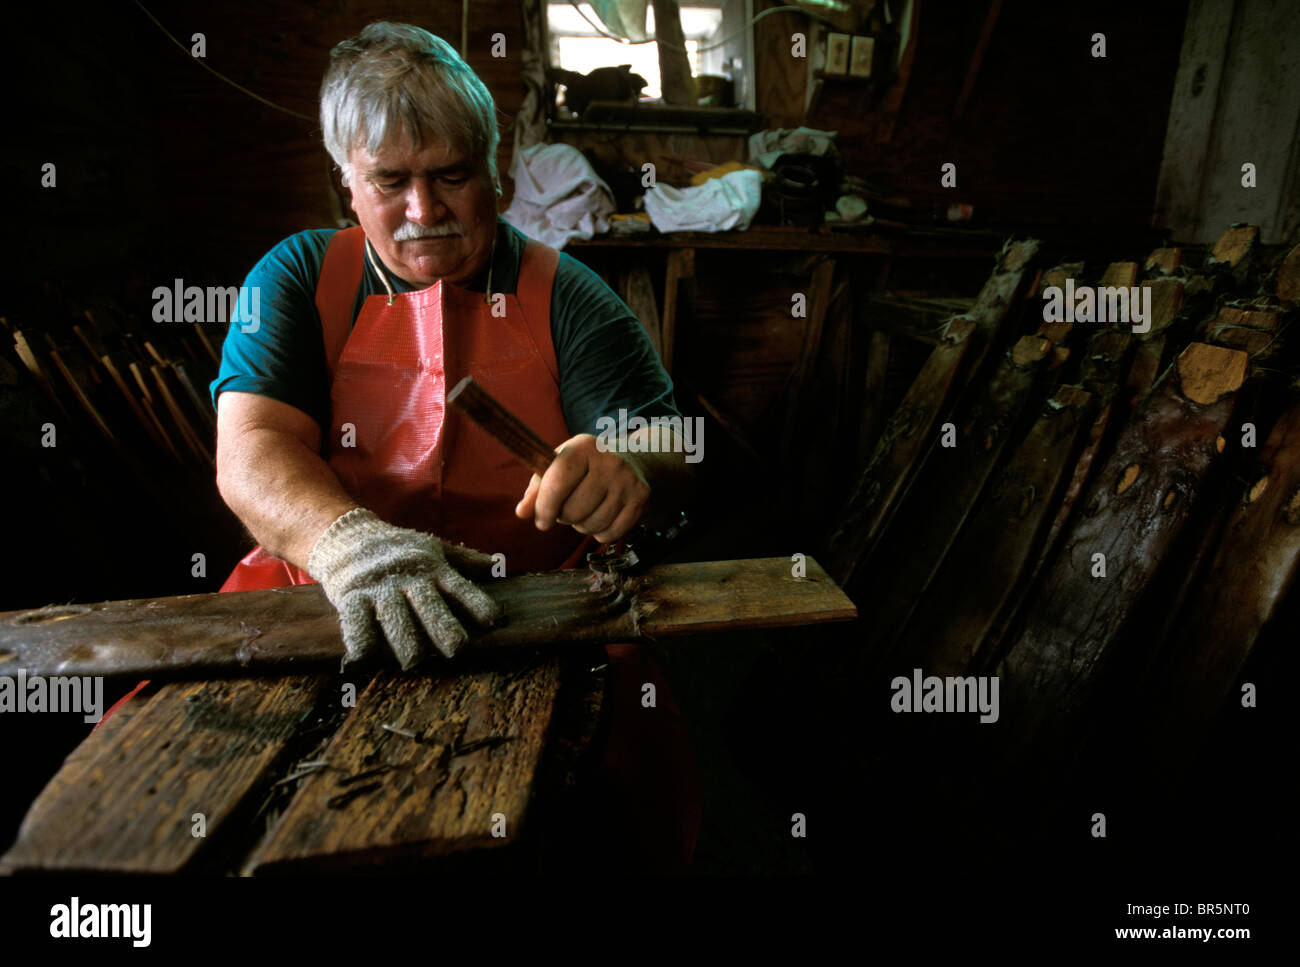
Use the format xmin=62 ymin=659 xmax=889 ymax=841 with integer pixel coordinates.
xmin=210 ymin=218 xmax=679 ymax=436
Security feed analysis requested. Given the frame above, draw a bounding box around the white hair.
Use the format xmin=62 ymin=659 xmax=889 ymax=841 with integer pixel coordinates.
xmin=320 ymin=22 xmax=501 ymax=195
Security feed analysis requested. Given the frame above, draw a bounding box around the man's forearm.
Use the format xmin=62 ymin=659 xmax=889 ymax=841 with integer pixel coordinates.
xmin=216 ymin=426 xmax=359 ymax=570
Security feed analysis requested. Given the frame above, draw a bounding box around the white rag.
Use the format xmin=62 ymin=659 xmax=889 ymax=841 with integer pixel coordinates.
xmin=643 ymin=169 xmax=763 ymax=233
xmin=747 ymin=126 xmax=839 ymax=169
xmin=503 ymin=143 xmax=615 ymax=249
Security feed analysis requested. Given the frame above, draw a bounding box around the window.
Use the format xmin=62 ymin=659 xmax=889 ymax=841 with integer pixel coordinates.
xmin=546 ymin=1 xmax=755 ymax=116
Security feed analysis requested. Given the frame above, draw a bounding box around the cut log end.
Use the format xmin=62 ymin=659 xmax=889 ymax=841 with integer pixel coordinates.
xmin=1175 ymin=343 xmax=1248 ymax=405
xmin=1011 ymin=335 xmax=1051 ymax=366
xmin=1211 ymin=225 xmax=1259 ymax=268
xmin=1145 ymin=248 xmax=1182 ymax=272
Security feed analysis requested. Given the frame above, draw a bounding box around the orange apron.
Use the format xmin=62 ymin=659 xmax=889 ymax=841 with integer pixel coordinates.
xmin=107 ymin=227 xmax=700 ymax=870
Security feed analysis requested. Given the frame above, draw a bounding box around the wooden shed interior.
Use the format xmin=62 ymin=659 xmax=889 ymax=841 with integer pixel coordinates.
xmin=1 ymin=0 xmax=1296 ymax=905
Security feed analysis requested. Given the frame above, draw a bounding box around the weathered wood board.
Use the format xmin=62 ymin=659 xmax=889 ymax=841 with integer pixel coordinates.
xmin=0 ymin=557 xmax=856 ymax=680
xmin=245 ymin=662 xmax=561 ymax=873
xmin=900 ymin=385 xmax=1095 ymax=677
xmin=994 ymin=343 xmax=1248 ymax=751
xmin=1148 ymin=400 xmax=1300 ymax=736
xmin=856 ymin=334 xmax=1052 ymax=655
xmin=2 ymin=676 xmax=330 ymax=873
xmin=825 ymin=318 xmax=976 ymax=588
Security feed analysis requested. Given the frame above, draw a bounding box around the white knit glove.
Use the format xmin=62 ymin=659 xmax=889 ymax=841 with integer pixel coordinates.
xmin=307 ymin=508 xmax=503 ymax=670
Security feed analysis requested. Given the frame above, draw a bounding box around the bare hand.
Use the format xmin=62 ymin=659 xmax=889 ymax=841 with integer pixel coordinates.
xmin=514 ymin=434 xmax=649 ymax=543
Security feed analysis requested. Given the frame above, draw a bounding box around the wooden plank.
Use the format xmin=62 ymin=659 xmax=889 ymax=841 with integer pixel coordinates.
xmin=151 ymin=363 xmax=212 ymax=464
xmin=661 ymin=247 xmax=695 ymax=376
xmin=12 ymin=330 xmax=70 ymax=418
xmin=857 ymin=328 xmax=891 ymax=466
xmin=755 ymin=0 xmax=808 ymax=129
xmin=855 ymin=334 xmax=1053 ymax=654
xmin=952 ymin=0 xmax=1004 ymax=118
xmin=46 ymin=346 xmax=116 ymax=443
xmin=780 ymin=257 xmax=836 ymax=469
xmin=1 ymin=676 xmax=330 ymax=873
xmin=994 ymin=343 xmax=1247 ymax=751
xmin=0 ymin=557 xmax=856 ymax=680
xmin=825 ymin=317 xmax=977 ymax=588
xmin=1030 ymin=331 xmax=1132 ymax=582
xmin=875 ymin=0 xmax=921 ymax=143
xmin=100 ymin=353 xmax=173 ymax=456
xmin=618 ymin=262 xmax=662 ymax=358
xmin=193 ymin=322 xmax=221 ymax=365
xmin=955 ymin=239 xmax=1041 ymax=391
xmin=172 ymin=361 xmax=216 ymax=433
xmin=901 ymin=385 xmax=1095 ymax=677
xmin=0 ymin=689 xmax=154 ymax=877
xmin=634 ymin=556 xmax=855 ymax=635
xmin=245 ymin=661 xmax=561 ymax=872
xmin=1148 ymin=400 xmax=1300 ymax=733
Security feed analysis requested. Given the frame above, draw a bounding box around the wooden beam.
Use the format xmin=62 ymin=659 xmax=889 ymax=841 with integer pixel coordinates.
xmin=952 ymin=0 xmax=1004 ymax=119
xmin=856 ymin=328 xmax=891 ymax=466
xmin=661 ymin=247 xmax=695 ymax=375
xmin=780 ymin=257 xmax=836 ymax=470
xmin=0 ymin=558 xmax=856 ymax=680
xmin=824 ymin=317 xmax=977 ymax=588
xmin=901 ymin=385 xmax=1095 ymax=677
xmin=1146 ymin=400 xmax=1300 ymax=736
xmin=855 ymin=334 xmax=1053 ymax=657
xmin=618 ymin=262 xmax=662 ymax=358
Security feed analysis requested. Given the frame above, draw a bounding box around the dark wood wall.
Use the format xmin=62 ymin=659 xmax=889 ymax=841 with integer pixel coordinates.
xmin=9 ymin=0 xmax=527 ymax=301
xmin=757 ymin=0 xmax=1189 ymax=235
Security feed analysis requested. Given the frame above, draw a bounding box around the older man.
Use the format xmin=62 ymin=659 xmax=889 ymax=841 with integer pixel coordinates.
xmin=205 ymin=22 xmax=699 ymax=869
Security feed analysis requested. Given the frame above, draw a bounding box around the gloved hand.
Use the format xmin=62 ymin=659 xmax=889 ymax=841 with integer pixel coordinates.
xmin=307 ymin=508 xmax=503 ymax=670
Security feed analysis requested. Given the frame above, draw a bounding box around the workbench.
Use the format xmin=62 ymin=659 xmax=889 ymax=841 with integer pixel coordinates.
xmin=0 ymin=557 xmax=855 ymax=874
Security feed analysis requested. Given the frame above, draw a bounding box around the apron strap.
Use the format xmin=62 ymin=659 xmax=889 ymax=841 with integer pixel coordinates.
xmin=516 ymin=239 xmax=562 ymax=388
xmin=316 ymin=226 xmax=367 ymax=378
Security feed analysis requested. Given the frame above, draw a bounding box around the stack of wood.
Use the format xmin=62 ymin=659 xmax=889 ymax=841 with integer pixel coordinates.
xmin=821 ymin=225 xmax=1299 ymax=767
xmin=1 ymin=299 xmax=219 ymax=471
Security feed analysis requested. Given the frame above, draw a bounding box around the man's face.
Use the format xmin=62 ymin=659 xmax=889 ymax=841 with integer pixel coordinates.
xmin=346 ymin=132 xmax=497 ymax=287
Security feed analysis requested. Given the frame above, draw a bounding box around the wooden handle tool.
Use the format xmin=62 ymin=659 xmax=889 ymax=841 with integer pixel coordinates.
xmin=447 ymin=375 xmax=555 ymax=476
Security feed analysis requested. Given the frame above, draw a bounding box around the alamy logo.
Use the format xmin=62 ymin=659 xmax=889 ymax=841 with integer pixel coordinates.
xmin=890 ymin=669 xmax=999 ymax=724
xmin=153 ymin=279 xmax=260 ymax=332
xmin=50 ymin=897 xmax=151 ymax=947
xmin=1041 ymin=279 xmax=1152 ymax=334
xmin=595 ymin=410 xmax=704 ymax=464
xmin=0 ymin=669 xmax=103 ymax=723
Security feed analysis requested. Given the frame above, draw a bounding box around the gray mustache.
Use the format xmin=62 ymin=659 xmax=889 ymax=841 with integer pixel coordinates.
xmin=393 ymin=221 xmax=465 ymax=241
